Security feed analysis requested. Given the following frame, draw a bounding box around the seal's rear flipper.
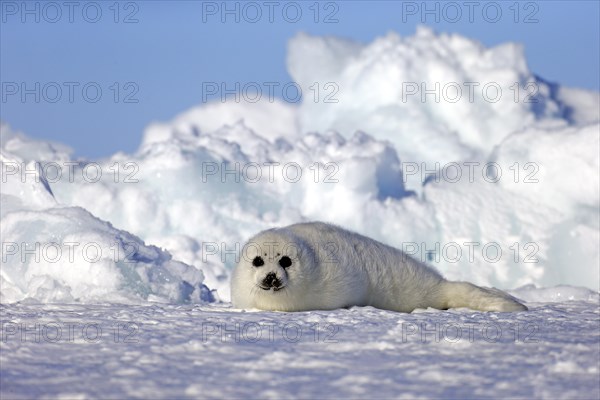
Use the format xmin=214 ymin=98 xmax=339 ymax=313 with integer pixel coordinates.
xmin=440 ymin=281 xmax=528 ymax=312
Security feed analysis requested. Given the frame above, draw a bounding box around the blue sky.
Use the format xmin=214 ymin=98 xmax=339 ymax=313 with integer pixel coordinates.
xmin=1 ymin=0 xmax=599 ymax=158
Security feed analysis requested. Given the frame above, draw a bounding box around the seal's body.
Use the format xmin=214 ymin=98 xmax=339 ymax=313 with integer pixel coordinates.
xmin=231 ymin=222 xmax=527 ymax=313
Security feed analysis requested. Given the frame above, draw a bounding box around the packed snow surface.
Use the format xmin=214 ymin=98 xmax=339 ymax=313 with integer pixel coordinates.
xmin=1 ymin=295 xmax=599 ymax=399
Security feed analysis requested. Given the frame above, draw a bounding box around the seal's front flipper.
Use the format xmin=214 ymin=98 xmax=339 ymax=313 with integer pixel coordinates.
xmin=440 ymin=281 xmax=528 ymax=312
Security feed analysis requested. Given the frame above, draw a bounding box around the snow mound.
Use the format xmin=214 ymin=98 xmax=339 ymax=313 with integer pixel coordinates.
xmin=288 ymin=27 xmax=599 ymax=171
xmin=1 ymin=151 xmax=213 ymax=304
xmin=1 ymin=122 xmax=72 ymax=163
xmin=142 ymin=99 xmax=299 ymax=147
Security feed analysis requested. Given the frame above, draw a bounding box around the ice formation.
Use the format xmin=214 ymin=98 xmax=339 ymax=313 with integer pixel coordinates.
xmin=1 ymin=27 xmax=598 ymax=303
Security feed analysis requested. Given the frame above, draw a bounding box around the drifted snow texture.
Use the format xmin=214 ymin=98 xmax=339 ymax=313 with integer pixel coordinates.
xmin=1 ymin=297 xmax=599 ymax=399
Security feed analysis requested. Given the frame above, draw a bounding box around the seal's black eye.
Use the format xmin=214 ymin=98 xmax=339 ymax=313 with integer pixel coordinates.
xmin=252 ymin=256 xmax=264 ymax=267
xmin=279 ymin=256 xmax=292 ymax=269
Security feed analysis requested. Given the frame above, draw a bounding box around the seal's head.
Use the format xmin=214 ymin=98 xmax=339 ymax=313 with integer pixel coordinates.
xmin=231 ymin=229 xmax=317 ymax=311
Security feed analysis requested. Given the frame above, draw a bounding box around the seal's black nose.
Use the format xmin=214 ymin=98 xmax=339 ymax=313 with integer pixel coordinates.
xmin=262 ymin=272 xmax=281 ymax=288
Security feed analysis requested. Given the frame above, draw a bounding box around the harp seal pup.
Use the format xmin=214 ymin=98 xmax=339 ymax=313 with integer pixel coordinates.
xmin=231 ymin=222 xmax=527 ymax=313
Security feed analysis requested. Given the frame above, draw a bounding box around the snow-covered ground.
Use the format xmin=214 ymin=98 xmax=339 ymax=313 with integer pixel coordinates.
xmin=1 ymin=27 xmax=599 ymax=398
xmin=2 ymin=287 xmax=599 ymax=399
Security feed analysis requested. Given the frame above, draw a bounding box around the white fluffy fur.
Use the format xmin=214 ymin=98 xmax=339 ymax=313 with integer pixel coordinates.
xmin=231 ymin=222 xmax=527 ymax=312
